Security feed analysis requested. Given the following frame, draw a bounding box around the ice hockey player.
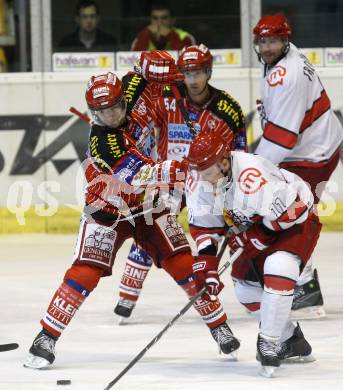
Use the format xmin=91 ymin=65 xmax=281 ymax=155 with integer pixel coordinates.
xmin=114 ymin=45 xmax=246 ymax=327
xmin=253 ymin=14 xmax=343 ymax=319
xmin=186 ymin=128 xmax=319 ymax=377
xmin=24 ymin=67 xmax=240 ymax=369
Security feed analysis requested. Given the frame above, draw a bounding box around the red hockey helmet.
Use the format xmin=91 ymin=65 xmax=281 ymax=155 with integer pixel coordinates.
xmin=177 ymin=44 xmax=213 ymax=72
xmin=253 ymin=14 xmax=291 ymax=38
xmin=85 ymin=72 xmax=124 ymax=111
xmin=187 ymin=130 xmax=233 ymax=171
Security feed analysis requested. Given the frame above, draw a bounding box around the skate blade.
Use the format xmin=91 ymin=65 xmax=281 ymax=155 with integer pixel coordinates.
xmin=228 ymin=351 xmax=238 ymax=362
xmin=259 ymin=365 xmax=276 ymax=378
xmin=225 ymin=350 xmax=238 ymax=361
xmin=282 ymin=354 xmax=316 ymax=364
xmin=23 ymin=353 xmax=51 ymax=369
xmin=291 ymin=306 xmax=326 ymax=320
xmin=118 ymin=316 xmax=130 ymax=326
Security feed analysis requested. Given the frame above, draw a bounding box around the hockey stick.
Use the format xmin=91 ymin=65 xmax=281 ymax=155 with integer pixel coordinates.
xmin=103 ymin=244 xmax=243 ymax=390
xmin=69 ymin=106 xmax=91 ymax=123
xmin=170 ymin=84 xmax=198 ymax=138
xmin=0 ymin=343 xmax=19 ymax=352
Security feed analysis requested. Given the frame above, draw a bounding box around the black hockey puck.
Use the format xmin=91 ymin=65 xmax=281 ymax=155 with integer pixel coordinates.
xmin=57 ymin=380 xmax=71 ymax=385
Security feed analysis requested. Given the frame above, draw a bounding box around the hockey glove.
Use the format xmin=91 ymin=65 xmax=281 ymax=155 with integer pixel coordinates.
xmin=192 ymin=255 xmax=224 ymax=301
xmin=229 ymin=224 xmax=277 ymax=261
xmin=137 ymin=51 xmax=184 ymax=84
xmin=157 ymin=159 xmax=189 ymax=183
xmin=134 ymin=160 xmax=189 ymax=186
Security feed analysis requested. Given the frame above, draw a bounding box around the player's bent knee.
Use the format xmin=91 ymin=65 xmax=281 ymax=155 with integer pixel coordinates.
xmin=64 ymin=264 xmax=103 ymax=291
xmin=263 ymin=251 xmax=300 ymax=295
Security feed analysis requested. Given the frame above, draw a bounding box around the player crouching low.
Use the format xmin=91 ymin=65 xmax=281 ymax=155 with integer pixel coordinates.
xmin=186 ymin=129 xmax=318 ymax=377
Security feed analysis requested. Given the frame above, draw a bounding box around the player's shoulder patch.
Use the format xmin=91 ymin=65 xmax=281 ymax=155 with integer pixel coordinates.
xmin=208 ymin=87 xmax=245 ymax=132
xmin=122 ymin=72 xmax=148 ymax=113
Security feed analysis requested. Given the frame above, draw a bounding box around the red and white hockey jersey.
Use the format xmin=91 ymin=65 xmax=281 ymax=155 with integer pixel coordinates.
xmin=255 ymin=43 xmax=343 ymax=164
xmin=153 ymin=85 xmax=246 ymax=162
xmin=186 ymin=151 xmax=314 ymax=252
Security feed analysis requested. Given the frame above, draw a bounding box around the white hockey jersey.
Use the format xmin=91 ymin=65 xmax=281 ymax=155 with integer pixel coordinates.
xmin=255 ymin=43 xmax=343 ymax=164
xmin=186 ymin=151 xmax=313 ymax=252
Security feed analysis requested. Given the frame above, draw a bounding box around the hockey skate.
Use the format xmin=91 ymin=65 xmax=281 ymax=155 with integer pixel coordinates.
xmin=277 ymin=323 xmax=315 ymax=363
xmin=114 ymin=298 xmax=136 ymax=325
xmin=256 ymin=333 xmax=280 ymax=378
xmin=210 ymin=321 xmax=240 ymax=359
xmin=291 ymin=269 xmax=326 ymax=319
xmin=24 ymin=329 xmax=57 ymax=369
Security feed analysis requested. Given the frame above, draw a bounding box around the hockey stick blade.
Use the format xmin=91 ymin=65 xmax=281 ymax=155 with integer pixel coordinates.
xmin=0 ymin=343 xmax=19 ymax=352
xmin=103 ymin=247 xmax=243 ymax=389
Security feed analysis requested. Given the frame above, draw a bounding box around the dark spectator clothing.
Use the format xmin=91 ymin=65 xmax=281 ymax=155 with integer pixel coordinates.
xmin=59 ymin=29 xmax=116 ymax=52
xmin=131 ymin=27 xmax=195 ymax=51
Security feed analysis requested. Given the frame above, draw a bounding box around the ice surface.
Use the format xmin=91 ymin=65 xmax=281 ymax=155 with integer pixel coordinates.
xmin=0 ymin=233 xmax=342 ymax=390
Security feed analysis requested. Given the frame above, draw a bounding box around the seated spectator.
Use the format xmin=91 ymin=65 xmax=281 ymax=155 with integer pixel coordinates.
xmin=131 ymin=5 xmax=196 ymax=51
xmin=58 ymin=0 xmax=116 ymax=52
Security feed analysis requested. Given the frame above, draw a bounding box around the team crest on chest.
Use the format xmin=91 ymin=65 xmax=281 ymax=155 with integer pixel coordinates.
xmin=267 ymin=65 xmax=286 ymax=87
xmin=238 ymin=167 xmax=267 ymax=194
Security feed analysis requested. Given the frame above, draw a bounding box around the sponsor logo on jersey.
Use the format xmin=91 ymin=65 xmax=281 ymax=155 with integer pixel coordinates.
xmin=238 ymin=167 xmax=267 ymax=194
xmin=168 ymin=123 xmax=193 ymax=141
xmin=112 ymin=153 xmax=145 ymax=183
xmin=226 ymin=208 xmax=251 ymax=226
xmin=82 ymin=226 xmax=117 ymax=265
xmin=137 ymin=101 xmax=147 ymax=115
xmin=216 ymin=99 xmax=241 ymax=127
xmin=168 ymin=145 xmax=188 ymax=158
xmin=132 ymin=123 xmax=143 ymax=140
xmin=188 ymin=109 xmax=199 ymax=121
xmin=194 ymin=123 xmax=201 ymax=133
xmin=267 ymin=65 xmax=286 ymax=87
xmin=125 ymin=73 xmax=143 ymax=103
xmin=155 ymin=213 xmax=189 ymax=250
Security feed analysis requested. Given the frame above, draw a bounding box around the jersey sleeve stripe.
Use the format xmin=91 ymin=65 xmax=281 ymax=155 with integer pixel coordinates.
xmin=263 ymin=121 xmax=298 ymax=149
xmin=267 ymin=197 xmax=309 ymax=231
xmin=300 ymin=89 xmax=331 ymax=133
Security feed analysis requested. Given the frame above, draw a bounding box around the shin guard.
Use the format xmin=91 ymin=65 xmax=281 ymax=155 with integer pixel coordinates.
xmin=162 ymin=251 xmax=227 ymax=329
xmin=180 ymin=276 xmax=227 ymax=329
xmin=41 ymin=265 xmax=102 ymax=338
xmin=118 ymin=243 xmax=153 ymax=302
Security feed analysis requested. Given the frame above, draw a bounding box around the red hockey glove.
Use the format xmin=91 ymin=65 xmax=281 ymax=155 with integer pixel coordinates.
xmin=138 ymin=51 xmax=184 ymax=84
xmin=157 ymin=159 xmax=189 ymax=183
xmin=192 ymin=255 xmax=224 ymax=301
xmin=229 ymin=224 xmax=277 ymax=261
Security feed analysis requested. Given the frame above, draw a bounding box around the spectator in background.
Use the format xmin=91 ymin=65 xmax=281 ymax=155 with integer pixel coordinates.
xmin=131 ymin=5 xmax=195 ymax=51
xmin=58 ymin=0 xmax=116 ymax=52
